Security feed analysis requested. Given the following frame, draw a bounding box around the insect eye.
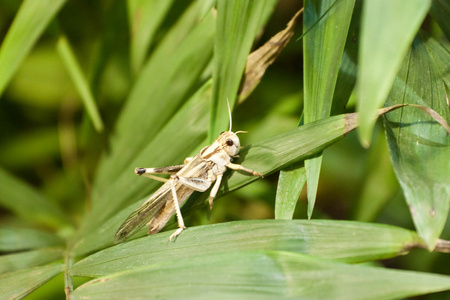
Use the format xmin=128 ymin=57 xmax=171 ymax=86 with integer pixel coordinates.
xmin=226 ymin=139 xmax=234 ymax=146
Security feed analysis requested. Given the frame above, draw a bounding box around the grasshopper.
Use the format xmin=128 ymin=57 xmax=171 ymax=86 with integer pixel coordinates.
xmin=114 ymin=102 xmax=263 ymax=243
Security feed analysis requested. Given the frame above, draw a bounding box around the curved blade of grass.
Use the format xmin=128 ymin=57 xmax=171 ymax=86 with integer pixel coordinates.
xmin=70 ymin=219 xmax=423 ymax=277
xmin=0 ymin=167 xmax=71 ymax=229
xmin=0 ymin=227 xmax=64 ymax=252
xmin=356 ymin=0 xmax=431 ymax=147
xmin=94 ymin=3 xmax=215 ymax=192
xmin=209 ymin=0 xmax=277 ymax=140
xmin=384 ymin=33 xmax=450 ymax=249
xmin=71 ymin=251 xmax=450 ymax=300
xmin=0 ymin=247 xmax=63 ymax=274
xmin=0 ymin=263 xmax=63 ymax=300
xmin=0 ymin=0 xmax=66 ymax=97
xmin=298 ymin=0 xmax=355 ymax=219
xmin=127 ymin=0 xmax=175 ymax=75
xmin=56 ymin=36 xmax=104 ymax=132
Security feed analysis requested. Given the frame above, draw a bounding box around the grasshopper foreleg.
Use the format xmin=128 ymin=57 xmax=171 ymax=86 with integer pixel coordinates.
xmin=226 ymin=162 xmax=264 ymax=177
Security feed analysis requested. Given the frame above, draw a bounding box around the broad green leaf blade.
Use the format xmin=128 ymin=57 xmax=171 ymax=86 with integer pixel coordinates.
xmin=0 ymin=167 xmax=71 ymax=229
xmin=209 ymin=0 xmax=277 ymax=140
xmin=94 ymin=3 xmax=215 ymax=193
xmin=0 ymin=263 xmax=63 ymax=300
xmin=275 ymin=163 xmax=306 ymax=219
xmin=302 ymin=0 xmax=355 ymax=218
xmin=71 ymin=251 xmax=450 ymax=300
xmin=357 ymin=0 xmax=431 ymax=146
xmin=224 ymin=112 xmax=360 ymax=195
xmin=0 ymin=247 xmax=63 ymax=274
xmin=384 ymin=33 xmax=450 ymax=249
xmin=127 ymin=0 xmax=175 ymax=75
xmin=0 ymin=227 xmax=64 ymax=252
xmin=75 ymin=81 xmax=212 ymax=245
xmin=0 ymin=0 xmax=66 ymax=97
xmin=56 ymin=36 xmax=104 ymax=132
xmin=430 ymin=0 xmax=450 ymax=41
xmin=70 ymin=220 xmax=423 ymax=277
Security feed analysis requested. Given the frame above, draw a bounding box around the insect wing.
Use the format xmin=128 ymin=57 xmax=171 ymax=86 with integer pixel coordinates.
xmin=114 ymin=186 xmax=170 ymax=243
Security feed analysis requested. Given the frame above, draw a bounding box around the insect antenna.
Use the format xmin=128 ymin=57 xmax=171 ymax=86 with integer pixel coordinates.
xmin=226 ymin=98 xmax=232 ymax=132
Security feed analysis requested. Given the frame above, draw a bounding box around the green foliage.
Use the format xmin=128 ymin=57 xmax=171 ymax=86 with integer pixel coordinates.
xmin=0 ymin=0 xmax=449 ymax=299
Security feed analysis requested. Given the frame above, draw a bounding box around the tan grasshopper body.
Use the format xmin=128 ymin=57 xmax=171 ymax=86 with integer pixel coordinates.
xmin=114 ymin=130 xmax=262 ymax=244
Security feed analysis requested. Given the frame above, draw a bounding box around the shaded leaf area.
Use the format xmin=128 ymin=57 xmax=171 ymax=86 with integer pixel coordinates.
xmin=0 ymin=167 xmax=71 ymax=229
xmin=357 ymin=0 xmax=431 ymax=146
xmin=0 ymin=247 xmax=63 ymax=274
xmin=0 ymin=0 xmax=67 ymax=97
xmin=0 ymin=263 xmax=63 ymax=300
xmin=71 ymin=251 xmax=450 ymax=300
xmin=0 ymin=227 xmax=64 ymax=252
xmin=71 ymin=112 xmax=358 ymax=256
xmin=127 ymin=0 xmax=175 ymax=75
xmin=429 ymin=0 xmax=450 ymax=41
xmin=384 ymin=33 xmax=450 ymax=249
xmin=70 ymin=220 xmax=423 ymax=278
xmin=209 ymin=0 xmax=278 ymax=139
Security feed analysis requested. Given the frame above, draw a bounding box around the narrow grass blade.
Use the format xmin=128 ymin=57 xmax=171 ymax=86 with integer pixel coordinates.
xmin=0 ymin=263 xmax=63 ymax=300
xmin=275 ymin=163 xmax=306 ymax=219
xmin=0 ymin=0 xmax=66 ymax=97
xmin=302 ymin=0 xmax=355 ymax=218
xmin=71 ymin=251 xmax=450 ymax=300
xmin=209 ymin=0 xmax=277 ymax=140
xmin=56 ymin=36 xmax=104 ymax=132
xmin=127 ymin=0 xmax=175 ymax=75
xmin=0 ymin=167 xmax=71 ymax=229
xmin=70 ymin=220 xmax=424 ymax=277
xmin=0 ymin=247 xmax=63 ymax=274
xmin=356 ymin=0 xmax=431 ymax=147
xmin=384 ymin=33 xmax=450 ymax=249
xmin=0 ymin=227 xmax=64 ymax=252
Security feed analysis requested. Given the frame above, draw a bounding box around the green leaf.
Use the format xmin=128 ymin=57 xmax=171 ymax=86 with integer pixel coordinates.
xmin=209 ymin=0 xmax=277 ymax=140
xmin=430 ymin=0 xmax=450 ymax=41
xmin=384 ymin=33 xmax=450 ymax=249
xmin=127 ymin=0 xmax=175 ymax=75
xmin=0 ymin=247 xmax=63 ymax=274
xmin=56 ymin=35 xmax=104 ymax=132
xmin=0 ymin=227 xmax=64 ymax=252
xmin=70 ymin=220 xmax=423 ymax=277
xmin=0 ymin=167 xmax=71 ymax=229
xmin=357 ymin=0 xmax=431 ymax=146
xmin=93 ymin=2 xmax=215 ymax=193
xmin=71 ymin=251 xmax=450 ymax=299
xmin=275 ymin=163 xmax=306 ymax=219
xmin=301 ymin=0 xmax=355 ymax=218
xmin=0 ymin=0 xmax=66 ymax=97
xmin=0 ymin=263 xmax=63 ymax=300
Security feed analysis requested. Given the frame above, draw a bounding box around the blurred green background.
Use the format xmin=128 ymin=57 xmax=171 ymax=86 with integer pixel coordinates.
xmin=0 ymin=0 xmax=449 ymax=299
